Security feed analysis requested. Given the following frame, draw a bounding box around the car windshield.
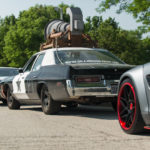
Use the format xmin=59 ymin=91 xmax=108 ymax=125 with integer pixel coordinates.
xmin=0 ymin=69 xmax=19 ymax=76
xmin=54 ymin=49 xmax=124 ymax=64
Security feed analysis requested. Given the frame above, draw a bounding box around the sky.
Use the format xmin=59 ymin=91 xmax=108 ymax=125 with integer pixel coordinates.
xmin=0 ymin=0 xmax=142 ymax=30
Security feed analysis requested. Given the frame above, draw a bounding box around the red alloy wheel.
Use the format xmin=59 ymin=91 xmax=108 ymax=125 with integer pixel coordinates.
xmin=118 ymin=82 xmax=136 ymax=130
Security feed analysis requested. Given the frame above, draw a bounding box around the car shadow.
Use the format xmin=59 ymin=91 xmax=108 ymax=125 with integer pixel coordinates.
xmin=20 ymin=104 xmax=117 ymax=120
xmin=7 ymin=104 xmax=150 ymax=135
xmin=138 ymin=130 xmax=150 ymax=136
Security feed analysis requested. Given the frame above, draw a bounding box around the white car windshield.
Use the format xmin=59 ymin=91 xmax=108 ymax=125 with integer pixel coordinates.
xmin=54 ymin=49 xmax=124 ymax=64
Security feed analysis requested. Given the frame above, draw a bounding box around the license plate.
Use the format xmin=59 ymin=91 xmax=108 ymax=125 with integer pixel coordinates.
xmin=111 ymin=84 xmax=118 ymax=94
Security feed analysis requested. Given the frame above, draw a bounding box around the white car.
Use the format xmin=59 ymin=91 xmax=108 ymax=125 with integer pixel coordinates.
xmin=0 ymin=47 xmax=133 ymax=114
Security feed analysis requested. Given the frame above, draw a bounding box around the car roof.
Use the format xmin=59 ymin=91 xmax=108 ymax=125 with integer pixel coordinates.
xmin=35 ymin=47 xmax=109 ymax=55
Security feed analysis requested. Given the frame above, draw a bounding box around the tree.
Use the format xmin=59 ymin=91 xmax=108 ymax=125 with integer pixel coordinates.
xmin=2 ymin=4 xmax=71 ymax=67
xmin=3 ymin=5 xmax=60 ymax=67
xmin=85 ymin=16 xmax=149 ymax=65
xmin=0 ymin=15 xmax=16 ymax=66
xmin=96 ymin=0 xmax=150 ymax=32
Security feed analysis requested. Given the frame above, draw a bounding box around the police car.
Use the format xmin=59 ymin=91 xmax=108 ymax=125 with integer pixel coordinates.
xmin=0 ymin=47 xmax=133 ymax=114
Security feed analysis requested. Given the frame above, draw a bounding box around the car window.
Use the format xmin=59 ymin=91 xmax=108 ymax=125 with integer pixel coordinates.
xmin=24 ymin=56 xmax=37 ymax=72
xmin=32 ymin=54 xmax=45 ymax=71
xmin=54 ymin=49 xmax=124 ymax=64
xmin=0 ymin=69 xmax=18 ymax=76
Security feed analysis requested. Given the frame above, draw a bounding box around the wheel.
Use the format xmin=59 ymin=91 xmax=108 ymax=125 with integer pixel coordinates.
xmin=117 ymin=78 xmax=145 ymax=134
xmin=41 ymin=85 xmax=61 ymax=115
xmin=66 ymin=102 xmax=78 ymax=108
xmin=7 ymin=88 xmax=20 ymax=109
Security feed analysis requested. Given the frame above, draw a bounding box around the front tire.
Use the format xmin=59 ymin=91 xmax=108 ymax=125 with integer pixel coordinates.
xmin=7 ymin=88 xmax=20 ymax=109
xmin=117 ymin=78 xmax=145 ymax=134
xmin=41 ymin=85 xmax=61 ymax=115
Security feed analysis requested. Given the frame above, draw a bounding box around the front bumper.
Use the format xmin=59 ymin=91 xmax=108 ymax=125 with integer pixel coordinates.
xmin=66 ymin=80 xmax=119 ymax=98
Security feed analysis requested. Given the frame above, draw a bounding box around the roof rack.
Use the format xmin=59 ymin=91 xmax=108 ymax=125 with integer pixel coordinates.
xmin=40 ymin=7 xmax=97 ymax=51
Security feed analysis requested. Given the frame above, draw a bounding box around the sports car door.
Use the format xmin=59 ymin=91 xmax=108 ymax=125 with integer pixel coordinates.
xmin=143 ymin=63 xmax=150 ymax=111
xmin=13 ymin=55 xmax=37 ymax=99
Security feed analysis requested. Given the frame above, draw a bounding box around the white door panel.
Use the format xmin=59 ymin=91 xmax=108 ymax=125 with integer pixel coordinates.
xmin=13 ymin=72 xmax=30 ymax=99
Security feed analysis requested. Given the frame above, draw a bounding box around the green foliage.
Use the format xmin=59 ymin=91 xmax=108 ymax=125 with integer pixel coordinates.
xmin=0 ymin=4 xmax=150 ymax=67
xmin=96 ymin=0 xmax=150 ymax=32
xmin=0 ymin=4 xmax=70 ymax=67
xmin=85 ymin=16 xmax=150 ymax=65
xmin=3 ymin=5 xmax=61 ymax=67
xmin=0 ymin=15 xmax=16 ymax=66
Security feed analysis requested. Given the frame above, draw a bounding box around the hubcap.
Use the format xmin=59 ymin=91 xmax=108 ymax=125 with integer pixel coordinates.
xmin=118 ymin=82 xmax=136 ymax=130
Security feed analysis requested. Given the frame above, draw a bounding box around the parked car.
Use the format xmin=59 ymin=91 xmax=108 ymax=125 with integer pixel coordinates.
xmin=117 ymin=63 xmax=150 ymax=134
xmin=0 ymin=47 xmax=133 ymax=114
xmin=0 ymin=67 xmax=19 ymax=104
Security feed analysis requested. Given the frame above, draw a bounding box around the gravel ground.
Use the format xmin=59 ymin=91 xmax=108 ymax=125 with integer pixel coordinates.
xmin=0 ymin=102 xmax=150 ymax=150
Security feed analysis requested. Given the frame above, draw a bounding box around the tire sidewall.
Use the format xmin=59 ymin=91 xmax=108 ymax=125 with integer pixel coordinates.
xmin=41 ymin=85 xmax=50 ymax=113
xmin=118 ymin=78 xmax=144 ymax=134
xmin=7 ymin=88 xmax=13 ymax=108
xmin=7 ymin=87 xmax=20 ymax=109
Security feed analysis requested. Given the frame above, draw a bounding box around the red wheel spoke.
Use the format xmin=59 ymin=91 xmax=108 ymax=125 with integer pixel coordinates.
xmin=125 ymin=114 xmax=131 ymax=125
xmin=120 ymin=100 xmax=127 ymax=109
xmin=120 ymin=108 xmax=127 ymax=116
xmin=120 ymin=97 xmax=127 ymax=105
xmin=121 ymin=113 xmax=128 ymax=119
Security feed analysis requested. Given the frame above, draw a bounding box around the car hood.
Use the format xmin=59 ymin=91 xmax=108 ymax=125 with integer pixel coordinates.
xmin=0 ymin=76 xmax=14 ymax=84
xmin=0 ymin=76 xmax=10 ymax=82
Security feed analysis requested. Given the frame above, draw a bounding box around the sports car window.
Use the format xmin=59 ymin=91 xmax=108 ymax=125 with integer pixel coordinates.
xmin=32 ymin=54 xmax=45 ymax=71
xmin=24 ymin=56 xmax=37 ymax=72
xmin=54 ymin=49 xmax=124 ymax=64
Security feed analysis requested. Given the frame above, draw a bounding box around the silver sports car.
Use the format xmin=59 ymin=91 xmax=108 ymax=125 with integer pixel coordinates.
xmin=117 ymin=63 xmax=150 ymax=134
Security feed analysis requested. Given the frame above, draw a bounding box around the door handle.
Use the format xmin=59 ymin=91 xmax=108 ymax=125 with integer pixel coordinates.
xmin=33 ymin=76 xmax=37 ymax=78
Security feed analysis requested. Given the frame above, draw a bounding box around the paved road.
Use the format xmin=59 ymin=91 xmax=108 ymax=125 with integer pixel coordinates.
xmin=0 ymin=102 xmax=150 ymax=150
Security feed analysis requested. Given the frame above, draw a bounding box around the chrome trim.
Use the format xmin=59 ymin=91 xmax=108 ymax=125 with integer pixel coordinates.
xmin=66 ymin=80 xmax=118 ymax=97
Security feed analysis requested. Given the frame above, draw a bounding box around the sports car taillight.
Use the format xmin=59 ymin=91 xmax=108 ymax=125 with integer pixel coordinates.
xmin=75 ymin=76 xmax=100 ymax=83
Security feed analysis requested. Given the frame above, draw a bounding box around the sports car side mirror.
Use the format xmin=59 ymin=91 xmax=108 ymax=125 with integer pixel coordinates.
xmin=19 ymin=68 xmax=23 ymax=73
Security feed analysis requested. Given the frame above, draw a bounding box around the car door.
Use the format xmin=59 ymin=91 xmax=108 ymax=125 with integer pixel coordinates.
xmin=143 ymin=63 xmax=150 ymax=113
xmin=25 ymin=53 xmax=45 ymax=99
xmin=13 ymin=55 xmax=37 ymax=100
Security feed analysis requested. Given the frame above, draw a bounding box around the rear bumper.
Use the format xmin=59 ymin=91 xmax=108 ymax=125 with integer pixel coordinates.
xmin=66 ymin=80 xmax=119 ymax=98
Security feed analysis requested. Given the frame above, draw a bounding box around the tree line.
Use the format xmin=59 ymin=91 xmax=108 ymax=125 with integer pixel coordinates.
xmin=0 ymin=3 xmax=150 ymax=67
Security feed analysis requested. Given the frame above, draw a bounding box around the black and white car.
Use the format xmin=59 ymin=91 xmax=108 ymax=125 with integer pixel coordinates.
xmin=0 ymin=47 xmax=133 ymax=114
xmin=0 ymin=67 xmax=18 ymax=104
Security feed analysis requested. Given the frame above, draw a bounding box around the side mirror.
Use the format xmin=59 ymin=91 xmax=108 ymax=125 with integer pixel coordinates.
xmin=18 ymin=68 xmax=23 ymax=73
